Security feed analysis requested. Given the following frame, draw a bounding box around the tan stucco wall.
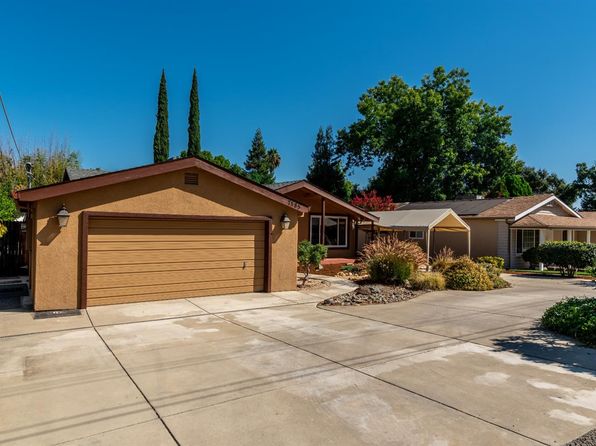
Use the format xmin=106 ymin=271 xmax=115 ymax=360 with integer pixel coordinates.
xmin=31 ymin=168 xmax=299 ymax=310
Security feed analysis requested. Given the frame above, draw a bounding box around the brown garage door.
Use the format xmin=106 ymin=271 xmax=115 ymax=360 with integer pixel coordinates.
xmin=84 ymin=216 xmax=267 ymax=307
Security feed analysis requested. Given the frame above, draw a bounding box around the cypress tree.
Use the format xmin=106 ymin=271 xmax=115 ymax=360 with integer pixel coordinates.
xmin=244 ymin=129 xmax=280 ymax=184
xmin=187 ymin=68 xmax=201 ymax=157
xmin=153 ymin=69 xmax=170 ymax=163
xmin=306 ymin=126 xmax=352 ymax=200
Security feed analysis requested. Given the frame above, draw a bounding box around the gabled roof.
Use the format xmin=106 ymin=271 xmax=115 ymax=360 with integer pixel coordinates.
xmin=63 ymin=167 xmax=107 ymax=182
xmin=14 ymin=157 xmax=310 ymax=213
xmin=367 ymin=209 xmax=470 ymax=232
xmin=397 ymin=194 xmax=580 ymax=220
xmin=396 ymin=198 xmax=509 ymax=216
xmin=269 ymin=180 xmax=379 ymax=222
xmin=268 ymin=180 xmax=302 ymax=190
xmin=511 ymin=212 xmax=596 ymax=229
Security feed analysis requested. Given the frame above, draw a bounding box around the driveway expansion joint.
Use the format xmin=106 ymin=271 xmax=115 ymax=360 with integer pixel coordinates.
xmin=85 ymin=311 xmax=181 ymax=446
xmin=184 ymin=297 xmax=549 ymax=445
xmin=318 ymin=305 xmax=596 ymax=373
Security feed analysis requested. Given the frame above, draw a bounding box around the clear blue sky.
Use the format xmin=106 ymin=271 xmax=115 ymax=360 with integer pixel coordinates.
xmin=1 ymin=0 xmax=595 ymax=187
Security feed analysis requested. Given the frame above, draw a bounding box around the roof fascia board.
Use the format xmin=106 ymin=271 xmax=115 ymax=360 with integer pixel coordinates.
xmin=276 ymin=181 xmax=379 ymax=222
xmin=13 ymin=158 xmax=310 ymax=213
xmin=514 ymin=196 xmax=580 ymax=221
xmin=428 ymin=209 xmax=471 ymax=231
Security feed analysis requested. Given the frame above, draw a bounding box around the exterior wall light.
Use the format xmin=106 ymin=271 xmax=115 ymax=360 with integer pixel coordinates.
xmin=57 ymin=204 xmax=70 ymax=228
xmin=280 ymin=213 xmax=291 ymax=230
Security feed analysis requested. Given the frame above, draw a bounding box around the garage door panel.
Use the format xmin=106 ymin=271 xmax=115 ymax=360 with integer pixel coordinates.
xmin=89 ymin=232 xmax=266 ymax=242
xmin=88 ymin=248 xmax=264 ymax=266
xmin=87 ymin=277 xmax=265 ymax=300
xmin=88 ymin=240 xmax=262 ymax=251
xmin=87 ymin=285 xmax=266 ymax=307
xmin=89 ymin=219 xmax=265 ymax=231
xmin=87 ymin=267 xmax=263 ymax=289
xmin=87 ymin=259 xmax=265 ymax=275
xmin=85 ymin=217 xmax=268 ymax=306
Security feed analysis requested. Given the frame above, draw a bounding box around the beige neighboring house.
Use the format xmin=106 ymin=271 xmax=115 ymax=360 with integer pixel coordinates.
xmin=395 ymin=194 xmax=596 ymax=268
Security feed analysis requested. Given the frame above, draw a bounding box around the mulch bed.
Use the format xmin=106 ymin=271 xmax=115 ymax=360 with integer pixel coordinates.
xmin=320 ymin=284 xmax=424 ymax=306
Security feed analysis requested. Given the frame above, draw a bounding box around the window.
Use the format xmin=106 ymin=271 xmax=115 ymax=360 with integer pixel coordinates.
xmin=310 ymin=216 xmax=348 ymax=248
xmin=516 ymin=229 xmax=540 ymax=254
xmin=408 ymin=231 xmax=424 ymax=239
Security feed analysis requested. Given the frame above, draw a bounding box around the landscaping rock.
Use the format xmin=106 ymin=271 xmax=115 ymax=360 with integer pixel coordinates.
xmin=565 ymin=428 xmax=596 ymax=446
xmin=320 ymin=284 xmax=423 ymax=306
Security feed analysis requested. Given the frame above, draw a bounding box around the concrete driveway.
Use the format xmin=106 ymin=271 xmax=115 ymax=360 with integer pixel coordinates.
xmin=0 ymin=275 xmax=594 ymax=445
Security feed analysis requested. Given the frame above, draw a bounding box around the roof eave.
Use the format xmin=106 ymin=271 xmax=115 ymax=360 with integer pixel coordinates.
xmin=276 ymin=180 xmax=379 ymax=222
xmin=13 ymin=157 xmax=310 ymax=213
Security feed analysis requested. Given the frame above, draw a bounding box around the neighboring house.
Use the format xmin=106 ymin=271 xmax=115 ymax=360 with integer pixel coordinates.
xmin=268 ymin=180 xmax=379 ymax=259
xmin=395 ymin=194 xmax=596 ymax=268
xmin=358 ymin=208 xmax=471 ymax=265
xmin=62 ymin=167 xmax=107 ymax=181
xmin=13 ymin=158 xmax=308 ymax=311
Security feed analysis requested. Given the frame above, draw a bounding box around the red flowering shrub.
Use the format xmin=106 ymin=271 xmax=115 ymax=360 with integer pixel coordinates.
xmin=350 ymin=190 xmax=395 ymax=211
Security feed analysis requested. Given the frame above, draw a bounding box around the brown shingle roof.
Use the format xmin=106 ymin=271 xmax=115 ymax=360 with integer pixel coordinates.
xmin=476 ymin=194 xmax=555 ymax=218
xmin=511 ymin=213 xmax=596 ymax=229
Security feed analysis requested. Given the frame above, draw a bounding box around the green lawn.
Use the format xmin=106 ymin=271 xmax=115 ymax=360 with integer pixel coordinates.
xmin=508 ymin=269 xmax=596 ymax=279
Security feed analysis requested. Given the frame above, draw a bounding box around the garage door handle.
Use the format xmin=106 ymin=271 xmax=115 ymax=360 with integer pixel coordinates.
xmin=243 ymin=261 xmax=247 ymax=269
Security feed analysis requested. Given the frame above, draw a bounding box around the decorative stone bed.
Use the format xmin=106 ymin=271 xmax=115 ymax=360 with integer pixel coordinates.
xmin=297 ymin=277 xmax=331 ymax=291
xmin=319 ymin=284 xmax=424 ymax=306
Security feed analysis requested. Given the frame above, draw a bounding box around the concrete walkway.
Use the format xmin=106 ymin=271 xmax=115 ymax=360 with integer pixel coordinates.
xmin=0 ymin=275 xmax=594 ymax=445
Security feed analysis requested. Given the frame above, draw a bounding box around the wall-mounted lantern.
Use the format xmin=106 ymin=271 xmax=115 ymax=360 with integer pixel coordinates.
xmin=57 ymin=204 xmax=70 ymax=228
xmin=280 ymin=213 xmax=291 ymax=230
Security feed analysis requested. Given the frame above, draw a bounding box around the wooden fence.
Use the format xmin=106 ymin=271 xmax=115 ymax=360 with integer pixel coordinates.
xmin=0 ymin=222 xmax=26 ymax=276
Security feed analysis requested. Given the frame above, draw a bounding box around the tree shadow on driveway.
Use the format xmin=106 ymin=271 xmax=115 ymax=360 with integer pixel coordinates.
xmin=490 ymin=324 xmax=596 ymax=376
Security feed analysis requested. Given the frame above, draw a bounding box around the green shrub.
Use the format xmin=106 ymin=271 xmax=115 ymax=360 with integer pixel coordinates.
xmin=521 ymin=246 xmax=540 ymax=269
xmin=431 ymin=247 xmax=455 ymax=273
xmin=297 ymin=240 xmax=328 ymax=285
xmin=541 ymin=297 xmax=596 ymax=346
xmin=476 ymin=256 xmax=505 ymax=269
xmin=535 ymin=241 xmax=596 ymax=277
xmin=340 ymin=264 xmax=363 ymax=273
xmin=444 ymin=257 xmax=493 ymax=291
xmin=367 ymin=254 xmax=413 ymax=285
xmin=479 ymin=262 xmax=510 ymax=289
xmin=409 ymin=272 xmax=446 ymax=291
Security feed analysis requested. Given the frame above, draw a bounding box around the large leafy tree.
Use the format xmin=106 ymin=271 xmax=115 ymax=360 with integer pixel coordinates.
xmin=306 ymin=127 xmax=353 ymax=200
xmin=153 ymin=70 xmax=170 ymax=163
xmin=336 ymin=67 xmax=525 ymax=201
xmin=187 ymin=68 xmax=201 ymax=157
xmin=0 ymin=143 xmax=80 ymax=232
xmin=521 ymin=165 xmax=577 ymax=205
xmin=244 ymin=129 xmax=281 ymax=184
xmin=574 ymin=162 xmax=596 ymax=210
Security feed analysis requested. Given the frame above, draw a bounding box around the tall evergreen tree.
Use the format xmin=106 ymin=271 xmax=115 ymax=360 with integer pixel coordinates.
xmin=306 ymin=126 xmax=352 ymax=200
xmin=153 ymin=70 xmax=170 ymax=163
xmin=187 ymin=68 xmax=201 ymax=157
xmin=244 ymin=129 xmax=281 ymax=184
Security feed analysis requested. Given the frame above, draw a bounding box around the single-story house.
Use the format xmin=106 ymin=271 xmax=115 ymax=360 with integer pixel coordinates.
xmin=268 ymin=180 xmax=379 ymax=258
xmin=357 ymin=208 xmax=471 ymax=265
xmin=395 ymin=194 xmax=596 ymax=268
xmin=13 ymin=157 xmax=309 ymax=311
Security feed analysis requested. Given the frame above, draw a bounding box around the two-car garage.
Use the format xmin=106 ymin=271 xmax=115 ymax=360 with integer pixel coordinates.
xmin=15 ymin=157 xmax=306 ymax=311
xmin=83 ymin=214 xmax=269 ymax=307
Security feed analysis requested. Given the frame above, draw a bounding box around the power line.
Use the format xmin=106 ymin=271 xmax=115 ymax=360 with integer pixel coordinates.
xmin=0 ymin=93 xmax=22 ymax=159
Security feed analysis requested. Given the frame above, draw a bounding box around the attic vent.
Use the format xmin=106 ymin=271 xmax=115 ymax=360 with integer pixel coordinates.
xmin=184 ymin=172 xmax=199 ymax=185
